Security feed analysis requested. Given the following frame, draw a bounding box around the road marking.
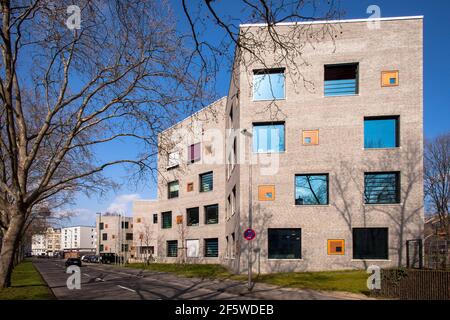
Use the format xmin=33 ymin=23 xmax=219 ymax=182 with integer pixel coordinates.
xmin=95 ymin=278 xmax=105 ymax=282
xmin=117 ymin=285 xmax=136 ymax=293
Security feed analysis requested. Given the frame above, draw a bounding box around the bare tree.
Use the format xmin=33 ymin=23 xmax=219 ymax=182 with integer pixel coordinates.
xmin=139 ymin=221 xmax=155 ymax=265
xmin=181 ymin=0 xmax=342 ymax=117
xmin=425 ymin=133 xmax=450 ymax=239
xmin=0 ymin=0 xmax=206 ymax=288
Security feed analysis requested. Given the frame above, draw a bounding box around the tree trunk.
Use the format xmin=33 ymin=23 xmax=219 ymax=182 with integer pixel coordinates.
xmin=0 ymin=213 xmax=25 ymax=288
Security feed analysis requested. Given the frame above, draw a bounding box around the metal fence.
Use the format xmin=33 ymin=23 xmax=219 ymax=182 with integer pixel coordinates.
xmin=425 ymin=240 xmax=450 ymax=270
xmin=377 ymin=269 xmax=450 ymax=300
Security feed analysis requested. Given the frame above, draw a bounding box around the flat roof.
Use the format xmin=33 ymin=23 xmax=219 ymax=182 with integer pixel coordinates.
xmin=240 ymin=15 xmax=423 ymax=28
xmin=159 ymin=96 xmax=227 ymax=135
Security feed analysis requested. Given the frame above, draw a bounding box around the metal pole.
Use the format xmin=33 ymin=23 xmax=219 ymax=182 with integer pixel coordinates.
xmin=241 ymin=129 xmax=253 ymax=291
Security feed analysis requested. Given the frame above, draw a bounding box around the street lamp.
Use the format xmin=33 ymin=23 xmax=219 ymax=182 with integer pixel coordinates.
xmin=240 ymin=128 xmax=253 ymax=291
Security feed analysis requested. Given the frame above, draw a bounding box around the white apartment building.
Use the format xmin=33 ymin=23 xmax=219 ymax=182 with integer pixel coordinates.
xmin=31 ymin=234 xmax=46 ymax=256
xmin=61 ymin=226 xmax=97 ymax=253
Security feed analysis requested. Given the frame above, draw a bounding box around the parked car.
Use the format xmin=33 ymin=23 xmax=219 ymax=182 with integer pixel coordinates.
xmin=89 ymin=255 xmax=100 ymax=263
xmin=81 ymin=255 xmax=92 ymax=263
xmin=100 ymin=253 xmax=122 ymax=264
xmin=65 ymin=258 xmax=82 ymax=268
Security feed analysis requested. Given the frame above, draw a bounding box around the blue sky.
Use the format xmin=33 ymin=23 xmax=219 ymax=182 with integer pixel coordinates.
xmin=63 ymin=0 xmax=450 ymax=227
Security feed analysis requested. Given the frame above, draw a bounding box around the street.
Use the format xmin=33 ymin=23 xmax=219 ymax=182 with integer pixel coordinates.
xmin=33 ymin=259 xmax=366 ymax=300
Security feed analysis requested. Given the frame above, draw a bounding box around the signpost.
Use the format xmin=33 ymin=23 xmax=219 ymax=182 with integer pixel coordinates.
xmin=244 ymin=228 xmax=256 ymax=290
xmin=244 ymin=228 xmax=256 ymax=241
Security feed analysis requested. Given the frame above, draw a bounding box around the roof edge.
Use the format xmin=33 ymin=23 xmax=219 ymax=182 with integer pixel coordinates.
xmin=239 ymin=15 xmax=424 ymax=28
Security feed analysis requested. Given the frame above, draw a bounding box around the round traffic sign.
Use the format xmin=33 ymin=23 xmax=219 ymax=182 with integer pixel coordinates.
xmin=244 ymin=228 xmax=256 ymax=241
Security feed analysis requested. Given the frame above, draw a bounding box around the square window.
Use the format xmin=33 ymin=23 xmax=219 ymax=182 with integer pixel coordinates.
xmin=167 ymin=151 xmax=180 ymax=169
xmin=168 ymin=180 xmax=179 ymax=199
xmin=204 ymin=238 xmax=219 ymax=257
xmin=167 ymin=240 xmax=178 ymax=257
xmin=328 ymin=239 xmax=345 ymax=255
xmin=302 ymin=130 xmax=319 ymax=146
xmin=162 ymin=212 xmax=172 ymax=229
xmin=188 ymin=143 xmax=201 ymax=163
xmin=364 ymin=116 xmax=399 ymax=149
xmin=353 ymin=228 xmax=388 ymax=260
xmin=258 ymin=185 xmax=275 ymax=201
xmin=186 ymin=208 xmax=199 ymax=226
xmin=268 ymin=229 xmax=301 ymax=259
xmin=381 ymin=71 xmax=399 ymax=87
xmin=186 ymin=239 xmax=199 ymax=258
xmin=187 ymin=182 xmax=194 ymax=192
xmin=253 ymin=122 xmax=285 ymax=153
xmin=364 ymin=172 xmax=400 ymax=204
xmin=200 ymin=171 xmax=213 ymax=192
xmin=295 ymin=174 xmax=329 ymax=205
xmin=253 ymin=68 xmax=285 ymax=101
xmin=205 ymin=204 xmax=219 ymax=224
xmin=324 ymin=63 xmax=359 ymax=96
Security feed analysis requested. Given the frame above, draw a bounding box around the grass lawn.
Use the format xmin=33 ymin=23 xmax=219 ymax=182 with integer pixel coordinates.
xmin=255 ymin=270 xmax=369 ymax=295
xmin=0 ymin=260 xmax=53 ymax=300
xmin=127 ymin=263 xmax=240 ymax=279
xmin=127 ymin=263 xmax=368 ymax=295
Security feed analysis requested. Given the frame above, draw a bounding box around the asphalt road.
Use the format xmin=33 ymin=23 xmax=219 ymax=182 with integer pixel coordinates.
xmin=33 ymin=259 xmax=365 ymax=300
xmin=33 ymin=258 xmax=257 ymax=300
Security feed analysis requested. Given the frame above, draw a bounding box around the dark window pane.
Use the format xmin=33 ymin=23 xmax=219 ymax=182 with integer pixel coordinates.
xmin=168 ymin=181 xmax=179 ymax=199
xmin=268 ymin=229 xmax=301 ymax=259
xmin=324 ymin=63 xmax=358 ymax=96
xmin=295 ymin=174 xmax=329 ymax=205
xmin=205 ymin=204 xmax=219 ymax=224
xmin=99 ymin=223 xmax=104 ymax=230
xmin=162 ymin=212 xmax=172 ymax=229
xmin=364 ymin=117 xmax=399 ymax=148
xmin=187 ymin=207 xmax=199 ymax=226
xmin=153 ymin=213 xmax=158 ymax=224
xmin=167 ymin=240 xmax=178 ymax=257
xmin=204 ymin=238 xmax=219 ymax=257
xmin=364 ymin=172 xmax=400 ymax=204
xmin=253 ymin=69 xmax=285 ymax=100
xmin=353 ymin=228 xmax=388 ymax=259
xmin=126 ymin=233 xmax=133 ymax=240
xmin=253 ymin=122 xmax=285 ymax=153
xmin=200 ymin=172 xmax=213 ymax=192
xmin=102 ymin=233 xmax=107 ymax=241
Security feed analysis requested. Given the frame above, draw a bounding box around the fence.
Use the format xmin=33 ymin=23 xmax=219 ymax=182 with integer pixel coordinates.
xmin=377 ymin=269 xmax=450 ymax=300
xmin=425 ymin=240 xmax=450 ymax=270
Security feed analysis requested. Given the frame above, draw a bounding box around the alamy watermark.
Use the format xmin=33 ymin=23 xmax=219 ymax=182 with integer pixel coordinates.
xmin=366 ymin=265 xmax=381 ymax=290
xmin=66 ymin=265 xmax=81 ymax=290
xmin=66 ymin=5 xmax=81 ymax=30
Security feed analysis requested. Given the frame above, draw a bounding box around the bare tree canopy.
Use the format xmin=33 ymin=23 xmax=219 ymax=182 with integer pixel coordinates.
xmin=425 ymin=133 xmax=450 ymax=238
xmin=0 ymin=0 xmax=342 ymax=288
xmin=0 ymin=0 xmax=207 ymax=288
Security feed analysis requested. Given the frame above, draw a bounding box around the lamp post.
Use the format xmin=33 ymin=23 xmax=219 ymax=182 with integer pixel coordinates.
xmin=241 ymin=128 xmax=253 ymax=291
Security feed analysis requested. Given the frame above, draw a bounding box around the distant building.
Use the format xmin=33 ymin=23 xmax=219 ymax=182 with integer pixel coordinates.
xmin=31 ymin=234 xmax=46 ymax=256
xmin=60 ymin=226 xmax=97 ymax=256
xmin=45 ymin=227 xmax=61 ymax=257
xmin=96 ymin=213 xmax=134 ymax=258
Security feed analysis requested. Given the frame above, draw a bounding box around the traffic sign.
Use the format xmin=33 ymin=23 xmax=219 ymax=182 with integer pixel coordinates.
xmin=244 ymin=228 xmax=256 ymax=241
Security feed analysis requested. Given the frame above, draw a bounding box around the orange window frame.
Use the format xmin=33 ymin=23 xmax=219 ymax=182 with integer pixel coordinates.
xmin=258 ymin=185 xmax=275 ymax=201
xmin=381 ymin=70 xmax=399 ymax=87
xmin=302 ymin=130 xmax=319 ymax=146
xmin=327 ymin=239 xmax=345 ymax=255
